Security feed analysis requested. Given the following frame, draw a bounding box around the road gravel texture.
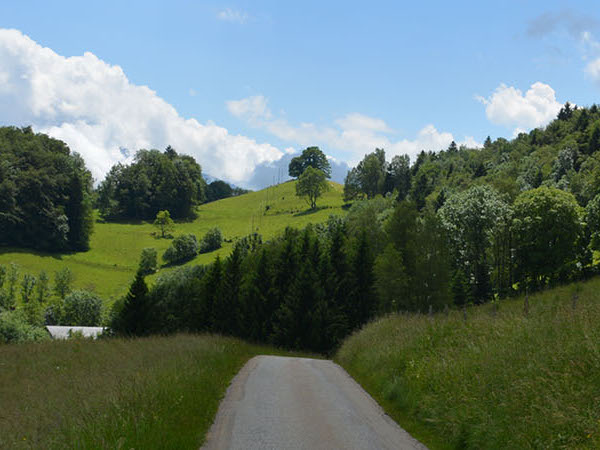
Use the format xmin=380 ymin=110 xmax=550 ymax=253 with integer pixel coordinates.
xmin=202 ymin=355 xmax=427 ymax=450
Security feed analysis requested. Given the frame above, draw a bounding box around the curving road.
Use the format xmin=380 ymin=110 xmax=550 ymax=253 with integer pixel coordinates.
xmin=202 ymin=355 xmax=427 ymax=450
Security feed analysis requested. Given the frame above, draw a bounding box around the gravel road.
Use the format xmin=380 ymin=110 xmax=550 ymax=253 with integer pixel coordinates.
xmin=202 ymin=355 xmax=427 ymax=450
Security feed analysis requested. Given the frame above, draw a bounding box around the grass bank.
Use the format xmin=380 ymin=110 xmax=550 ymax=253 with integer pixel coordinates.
xmin=0 ymin=334 xmax=298 ymax=449
xmin=0 ymin=180 xmax=345 ymax=301
xmin=336 ymin=278 xmax=600 ymax=449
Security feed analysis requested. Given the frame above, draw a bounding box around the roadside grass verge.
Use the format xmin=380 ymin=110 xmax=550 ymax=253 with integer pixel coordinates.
xmin=0 ymin=334 xmax=302 ymax=449
xmin=336 ymin=278 xmax=600 ymax=449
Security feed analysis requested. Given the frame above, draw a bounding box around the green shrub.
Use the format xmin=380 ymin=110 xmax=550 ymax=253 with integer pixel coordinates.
xmin=61 ymin=290 xmax=103 ymax=326
xmin=0 ymin=310 xmax=49 ymax=344
xmin=139 ymin=248 xmax=158 ymax=275
xmin=199 ymin=227 xmax=223 ymax=254
xmin=163 ymin=234 xmax=199 ymax=264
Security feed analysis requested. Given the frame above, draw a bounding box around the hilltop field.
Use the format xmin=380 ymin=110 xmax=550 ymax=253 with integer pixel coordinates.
xmin=0 ymin=180 xmax=345 ymax=301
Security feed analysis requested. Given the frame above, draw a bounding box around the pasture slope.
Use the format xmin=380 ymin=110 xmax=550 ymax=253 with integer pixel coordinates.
xmin=336 ymin=278 xmax=600 ymax=449
xmin=0 ymin=180 xmax=345 ymax=302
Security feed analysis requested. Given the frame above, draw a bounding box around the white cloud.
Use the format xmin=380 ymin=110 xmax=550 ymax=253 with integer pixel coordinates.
xmin=0 ymin=28 xmax=283 ymax=185
xmin=228 ymin=95 xmax=478 ymax=164
xmin=226 ymin=95 xmax=272 ymax=122
xmin=335 ymin=113 xmax=393 ymax=133
xmin=477 ymin=82 xmax=562 ymax=133
xmin=217 ymin=8 xmax=248 ymax=24
xmin=586 ymin=58 xmax=600 ymax=84
xmin=582 ymin=32 xmax=600 ymax=85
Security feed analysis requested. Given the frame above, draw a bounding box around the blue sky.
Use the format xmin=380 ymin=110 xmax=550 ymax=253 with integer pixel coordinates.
xmin=1 ymin=1 xmax=600 ymax=188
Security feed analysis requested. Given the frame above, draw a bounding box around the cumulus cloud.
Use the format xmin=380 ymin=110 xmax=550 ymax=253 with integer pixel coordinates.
xmin=228 ymin=95 xmax=478 ymax=164
xmin=227 ymin=95 xmax=272 ymax=122
xmin=0 ymin=28 xmax=283 ymax=186
xmin=217 ymin=8 xmax=248 ymax=24
xmin=476 ymin=82 xmax=562 ymax=133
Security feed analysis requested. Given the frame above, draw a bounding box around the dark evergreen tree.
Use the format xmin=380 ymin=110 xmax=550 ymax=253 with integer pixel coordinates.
xmin=218 ymin=245 xmax=244 ymax=336
xmin=239 ymin=249 xmax=271 ymax=341
xmin=117 ymin=271 xmax=150 ymax=336
xmin=588 ymin=125 xmax=600 ymax=155
xmin=346 ymin=231 xmax=376 ymax=331
xmin=188 ymin=257 xmax=220 ymax=332
xmin=557 ymin=102 xmax=574 ymax=121
xmin=576 ymin=109 xmax=589 ymax=131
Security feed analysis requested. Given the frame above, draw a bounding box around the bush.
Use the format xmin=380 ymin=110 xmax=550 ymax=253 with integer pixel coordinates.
xmin=0 ymin=310 xmax=49 ymax=344
xmin=199 ymin=227 xmax=223 ymax=254
xmin=61 ymin=290 xmax=103 ymax=326
xmin=163 ymin=234 xmax=199 ymax=265
xmin=139 ymin=248 xmax=158 ymax=275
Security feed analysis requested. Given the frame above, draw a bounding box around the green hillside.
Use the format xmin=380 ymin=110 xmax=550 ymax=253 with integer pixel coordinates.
xmin=336 ymin=278 xmax=600 ymax=449
xmin=0 ymin=180 xmax=345 ymax=301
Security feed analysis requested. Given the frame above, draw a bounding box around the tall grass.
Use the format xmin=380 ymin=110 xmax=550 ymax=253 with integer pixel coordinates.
xmin=336 ymin=278 xmax=600 ymax=449
xmin=0 ymin=334 xmax=292 ymax=449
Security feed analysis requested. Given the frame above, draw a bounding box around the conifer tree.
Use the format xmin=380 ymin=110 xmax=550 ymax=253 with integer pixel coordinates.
xmin=119 ymin=271 xmax=150 ymax=336
xmin=346 ymin=231 xmax=376 ymax=331
xmin=239 ymin=249 xmax=271 ymax=341
xmin=217 ymin=245 xmax=243 ymax=336
xmin=194 ymin=257 xmax=220 ymax=332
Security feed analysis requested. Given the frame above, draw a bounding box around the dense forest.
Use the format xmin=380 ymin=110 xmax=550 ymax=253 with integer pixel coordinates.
xmin=0 ymin=126 xmax=94 ymax=252
xmin=345 ymin=102 xmax=600 ymax=209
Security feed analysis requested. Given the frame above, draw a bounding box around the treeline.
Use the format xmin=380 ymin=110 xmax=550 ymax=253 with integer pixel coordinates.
xmin=205 ymin=180 xmax=250 ymax=203
xmin=0 ymin=126 xmax=94 ymax=251
xmin=112 ymin=218 xmax=377 ymax=354
xmin=109 ymin=104 xmax=600 ymax=353
xmin=112 ymin=182 xmax=596 ymax=352
xmin=0 ymin=264 xmax=103 ymax=343
xmin=344 ymin=103 xmax=600 ymax=211
xmin=97 ymin=146 xmax=206 ymax=220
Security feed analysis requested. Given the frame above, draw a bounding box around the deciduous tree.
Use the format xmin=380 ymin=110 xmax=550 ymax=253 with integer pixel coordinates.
xmin=296 ymin=166 xmax=330 ymax=209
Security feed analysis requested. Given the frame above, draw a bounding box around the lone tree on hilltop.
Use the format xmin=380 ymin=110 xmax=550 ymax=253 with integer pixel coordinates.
xmin=289 ymin=147 xmax=331 ymax=178
xmin=296 ymin=166 xmax=330 ymax=210
xmin=154 ymin=210 xmax=175 ymax=238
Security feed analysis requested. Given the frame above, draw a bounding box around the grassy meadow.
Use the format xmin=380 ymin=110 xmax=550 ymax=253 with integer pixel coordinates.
xmin=0 ymin=180 xmax=345 ymax=302
xmin=336 ymin=279 xmax=600 ymax=449
xmin=0 ymin=333 xmax=310 ymax=449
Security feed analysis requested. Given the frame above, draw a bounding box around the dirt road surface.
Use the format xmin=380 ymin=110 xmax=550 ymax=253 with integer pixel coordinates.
xmin=202 ymin=355 xmax=427 ymax=450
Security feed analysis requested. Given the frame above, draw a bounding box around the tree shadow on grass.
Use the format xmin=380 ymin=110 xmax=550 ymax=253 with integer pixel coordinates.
xmin=293 ymin=206 xmax=329 ymax=217
xmin=0 ymin=245 xmax=66 ymax=260
xmin=96 ymin=217 xmax=146 ymax=225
